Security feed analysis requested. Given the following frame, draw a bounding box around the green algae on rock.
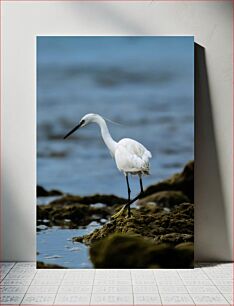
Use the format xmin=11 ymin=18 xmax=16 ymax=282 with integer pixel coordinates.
xmin=37 ymin=203 xmax=111 ymax=228
xmin=37 ymin=161 xmax=194 ymax=229
xmin=37 ymin=193 xmax=127 ymax=228
xmin=37 ymin=261 xmax=66 ymax=269
xmin=37 ymin=160 xmax=194 ymax=268
xmin=49 ymin=194 xmax=127 ymax=206
xmin=90 ymin=233 xmax=194 ymax=268
xmin=73 ymin=203 xmax=194 ymax=245
xmin=141 ymin=161 xmax=194 ymax=202
xmin=37 ymin=185 xmax=63 ymax=197
xmin=138 ymin=190 xmax=190 ymax=208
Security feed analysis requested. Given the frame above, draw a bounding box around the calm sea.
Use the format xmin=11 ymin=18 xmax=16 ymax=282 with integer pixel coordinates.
xmin=37 ymin=36 xmax=194 ymax=198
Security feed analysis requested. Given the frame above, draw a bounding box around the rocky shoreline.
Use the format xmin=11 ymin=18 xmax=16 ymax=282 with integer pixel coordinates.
xmin=76 ymin=203 xmax=194 ymax=245
xmin=37 ymin=194 xmax=127 ymax=228
xmin=37 ymin=161 xmax=194 ymax=268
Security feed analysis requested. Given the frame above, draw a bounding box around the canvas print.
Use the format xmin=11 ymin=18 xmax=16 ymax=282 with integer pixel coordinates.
xmin=37 ymin=36 xmax=194 ymax=269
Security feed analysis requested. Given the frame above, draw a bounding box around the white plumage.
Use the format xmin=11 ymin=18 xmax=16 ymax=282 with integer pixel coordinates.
xmin=64 ymin=113 xmax=152 ymax=217
xmin=115 ymin=138 xmax=152 ymax=175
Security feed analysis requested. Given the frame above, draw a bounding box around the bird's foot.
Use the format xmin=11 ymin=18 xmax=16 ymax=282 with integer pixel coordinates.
xmin=112 ymin=204 xmax=134 ymax=219
xmin=111 ymin=205 xmax=128 ymax=219
xmin=126 ymin=212 xmax=132 ymax=219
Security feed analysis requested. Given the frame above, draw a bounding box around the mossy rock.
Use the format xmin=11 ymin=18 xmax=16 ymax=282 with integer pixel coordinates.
xmin=50 ymin=194 xmax=127 ymax=207
xmin=141 ymin=161 xmax=194 ymax=202
xmin=37 ymin=185 xmax=63 ymax=197
xmin=37 ymin=161 xmax=194 ymax=230
xmin=175 ymin=242 xmax=194 ymax=267
xmin=36 ymin=261 xmax=66 ymax=269
xmin=138 ymin=190 xmax=189 ymax=208
xmin=90 ymin=233 xmax=194 ymax=268
xmin=75 ymin=203 xmax=194 ymax=245
xmin=37 ymin=193 xmax=127 ymax=228
xmin=37 ymin=202 xmax=111 ymax=228
xmin=156 ymin=233 xmax=193 ymax=244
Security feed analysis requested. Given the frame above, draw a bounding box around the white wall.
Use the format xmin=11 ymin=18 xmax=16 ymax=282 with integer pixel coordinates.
xmin=1 ymin=1 xmax=233 ymax=261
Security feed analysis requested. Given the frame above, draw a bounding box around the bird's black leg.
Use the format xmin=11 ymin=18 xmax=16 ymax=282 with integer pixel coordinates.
xmin=139 ymin=175 xmax=144 ymax=193
xmin=125 ymin=174 xmax=131 ymax=217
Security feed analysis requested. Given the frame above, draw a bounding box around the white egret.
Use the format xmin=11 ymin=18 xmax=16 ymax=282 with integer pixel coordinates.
xmin=64 ymin=113 xmax=152 ymax=217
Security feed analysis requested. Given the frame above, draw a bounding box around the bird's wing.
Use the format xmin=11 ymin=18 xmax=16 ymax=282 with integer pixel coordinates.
xmin=115 ymin=138 xmax=152 ymax=173
xmin=118 ymin=138 xmax=152 ymax=159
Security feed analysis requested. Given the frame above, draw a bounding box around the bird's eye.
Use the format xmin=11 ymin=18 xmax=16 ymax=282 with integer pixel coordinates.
xmin=80 ymin=120 xmax=85 ymax=126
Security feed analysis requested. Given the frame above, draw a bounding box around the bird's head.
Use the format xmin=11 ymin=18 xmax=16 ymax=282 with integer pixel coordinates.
xmin=63 ymin=113 xmax=99 ymax=139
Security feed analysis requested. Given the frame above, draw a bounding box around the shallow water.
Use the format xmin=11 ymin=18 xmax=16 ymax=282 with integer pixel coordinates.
xmin=37 ymin=223 xmax=100 ymax=269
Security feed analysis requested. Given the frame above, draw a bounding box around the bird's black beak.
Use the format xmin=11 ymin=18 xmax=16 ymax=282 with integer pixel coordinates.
xmin=63 ymin=120 xmax=84 ymax=139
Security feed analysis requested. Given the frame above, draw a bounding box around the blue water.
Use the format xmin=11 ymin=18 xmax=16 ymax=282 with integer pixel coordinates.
xmin=37 ymin=37 xmax=194 ymax=198
xmin=37 ymin=223 xmax=100 ymax=268
xmin=37 ymin=37 xmax=194 ymax=268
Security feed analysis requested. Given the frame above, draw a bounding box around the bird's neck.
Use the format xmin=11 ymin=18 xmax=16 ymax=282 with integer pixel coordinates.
xmin=94 ymin=116 xmax=117 ymax=156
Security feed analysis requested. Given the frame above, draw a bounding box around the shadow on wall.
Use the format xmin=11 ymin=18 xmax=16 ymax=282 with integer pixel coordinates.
xmin=67 ymin=2 xmax=146 ymax=34
xmin=67 ymin=1 xmax=232 ymax=261
xmin=195 ymin=43 xmax=231 ymax=261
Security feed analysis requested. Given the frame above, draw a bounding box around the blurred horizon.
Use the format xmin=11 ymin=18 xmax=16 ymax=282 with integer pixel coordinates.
xmin=37 ymin=36 xmax=194 ymax=197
